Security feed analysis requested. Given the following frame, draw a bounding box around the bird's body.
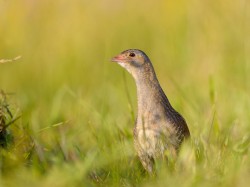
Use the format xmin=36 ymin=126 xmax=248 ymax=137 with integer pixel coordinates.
xmin=112 ymin=49 xmax=190 ymax=172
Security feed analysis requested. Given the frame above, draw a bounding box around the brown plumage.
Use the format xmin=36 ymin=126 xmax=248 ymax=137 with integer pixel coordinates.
xmin=111 ymin=49 xmax=190 ymax=172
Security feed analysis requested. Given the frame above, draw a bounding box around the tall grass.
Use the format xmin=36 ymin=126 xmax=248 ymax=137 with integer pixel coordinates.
xmin=0 ymin=0 xmax=250 ymax=186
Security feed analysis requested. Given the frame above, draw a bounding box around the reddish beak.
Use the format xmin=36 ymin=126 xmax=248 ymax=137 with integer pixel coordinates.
xmin=111 ymin=54 xmax=126 ymax=63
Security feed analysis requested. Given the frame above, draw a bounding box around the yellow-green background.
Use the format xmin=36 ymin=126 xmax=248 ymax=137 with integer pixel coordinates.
xmin=0 ymin=0 xmax=250 ymax=186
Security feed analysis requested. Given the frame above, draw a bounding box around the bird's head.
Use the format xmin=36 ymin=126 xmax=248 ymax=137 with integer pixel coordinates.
xmin=111 ymin=49 xmax=152 ymax=79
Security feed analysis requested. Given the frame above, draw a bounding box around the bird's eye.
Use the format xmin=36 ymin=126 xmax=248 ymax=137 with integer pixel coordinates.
xmin=129 ymin=52 xmax=135 ymax=57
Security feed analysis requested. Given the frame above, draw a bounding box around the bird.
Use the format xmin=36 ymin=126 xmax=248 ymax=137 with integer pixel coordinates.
xmin=111 ymin=49 xmax=190 ymax=173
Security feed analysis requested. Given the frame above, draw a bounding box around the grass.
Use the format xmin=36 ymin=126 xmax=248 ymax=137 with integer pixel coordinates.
xmin=0 ymin=0 xmax=250 ymax=186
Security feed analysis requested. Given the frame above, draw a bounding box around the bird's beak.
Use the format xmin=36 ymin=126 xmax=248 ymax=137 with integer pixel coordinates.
xmin=111 ymin=54 xmax=126 ymax=63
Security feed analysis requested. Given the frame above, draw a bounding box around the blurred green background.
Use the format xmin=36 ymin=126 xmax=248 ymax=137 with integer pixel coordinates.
xmin=0 ymin=0 xmax=250 ymax=186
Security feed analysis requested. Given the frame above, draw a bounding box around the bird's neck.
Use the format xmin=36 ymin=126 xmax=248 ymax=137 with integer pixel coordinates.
xmin=134 ymin=68 xmax=167 ymax=119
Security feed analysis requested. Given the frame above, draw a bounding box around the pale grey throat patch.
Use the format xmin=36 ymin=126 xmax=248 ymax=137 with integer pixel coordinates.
xmin=118 ymin=62 xmax=133 ymax=74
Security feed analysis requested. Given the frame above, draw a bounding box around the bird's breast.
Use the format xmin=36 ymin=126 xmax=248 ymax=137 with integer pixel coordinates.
xmin=134 ymin=123 xmax=179 ymax=158
xmin=135 ymin=128 xmax=165 ymax=157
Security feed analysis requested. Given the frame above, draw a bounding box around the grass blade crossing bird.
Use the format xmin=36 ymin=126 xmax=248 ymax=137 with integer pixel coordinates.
xmin=111 ymin=49 xmax=190 ymax=173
